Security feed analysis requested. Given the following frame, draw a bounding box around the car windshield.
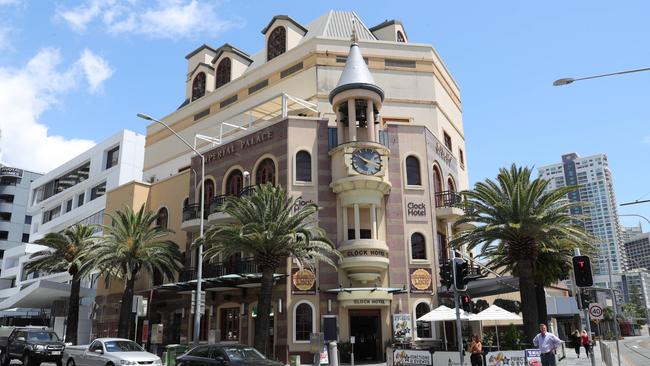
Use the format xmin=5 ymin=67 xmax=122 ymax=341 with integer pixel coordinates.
xmin=27 ymin=332 xmax=59 ymax=342
xmin=104 ymin=341 xmax=144 ymax=352
xmin=223 ymin=347 xmax=265 ymax=361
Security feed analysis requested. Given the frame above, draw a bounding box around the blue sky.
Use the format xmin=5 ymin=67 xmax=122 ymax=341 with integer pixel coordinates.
xmin=0 ymin=0 xmax=649 ymax=228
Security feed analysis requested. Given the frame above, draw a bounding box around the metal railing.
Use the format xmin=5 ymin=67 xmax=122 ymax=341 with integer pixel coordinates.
xmin=434 ymin=190 xmax=463 ymax=208
xmin=182 ymin=203 xmax=208 ymax=221
xmin=205 ymin=186 xmax=259 ymax=215
xmin=180 ymin=257 xmax=258 ymax=282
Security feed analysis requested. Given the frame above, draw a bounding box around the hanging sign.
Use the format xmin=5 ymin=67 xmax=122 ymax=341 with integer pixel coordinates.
xmin=292 ymin=268 xmax=317 ymax=295
xmin=410 ymin=268 xmax=433 ymax=293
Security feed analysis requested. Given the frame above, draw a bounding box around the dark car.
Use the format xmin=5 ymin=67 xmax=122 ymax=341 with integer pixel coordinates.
xmin=176 ymin=344 xmax=282 ymax=366
xmin=0 ymin=327 xmax=65 ymax=366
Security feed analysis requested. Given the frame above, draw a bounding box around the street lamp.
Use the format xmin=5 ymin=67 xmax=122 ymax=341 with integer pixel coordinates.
xmin=553 ymin=66 xmax=650 ymax=86
xmin=137 ymin=113 xmax=205 ymax=346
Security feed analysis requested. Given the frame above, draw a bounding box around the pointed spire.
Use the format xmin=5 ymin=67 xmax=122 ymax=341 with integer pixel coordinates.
xmin=328 ymin=42 xmax=384 ymax=103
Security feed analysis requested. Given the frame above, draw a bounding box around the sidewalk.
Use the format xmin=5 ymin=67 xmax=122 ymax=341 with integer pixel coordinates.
xmin=560 ymin=341 xmax=632 ymax=366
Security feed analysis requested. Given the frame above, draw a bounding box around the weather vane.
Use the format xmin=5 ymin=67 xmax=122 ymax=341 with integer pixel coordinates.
xmin=351 ymin=18 xmax=358 ymax=43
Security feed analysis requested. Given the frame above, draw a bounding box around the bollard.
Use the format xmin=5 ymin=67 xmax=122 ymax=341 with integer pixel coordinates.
xmin=328 ymin=341 xmax=339 ymax=366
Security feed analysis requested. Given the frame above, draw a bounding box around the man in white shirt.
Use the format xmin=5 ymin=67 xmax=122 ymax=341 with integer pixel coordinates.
xmin=532 ymin=323 xmax=562 ymax=366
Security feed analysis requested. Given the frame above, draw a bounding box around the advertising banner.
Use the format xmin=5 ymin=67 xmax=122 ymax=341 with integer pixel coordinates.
xmin=393 ymin=349 xmax=431 ymax=366
xmin=292 ymin=268 xmax=317 ymax=295
xmin=485 ymin=351 xmax=526 ymax=366
xmin=431 ymin=352 xmax=470 ymax=366
xmin=392 ymin=314 xmax=412 ymax=343
xmin=410 ymin=268 xmax=433 ymax=293
xmin=524 ymin=349 xmax=542 ymax=366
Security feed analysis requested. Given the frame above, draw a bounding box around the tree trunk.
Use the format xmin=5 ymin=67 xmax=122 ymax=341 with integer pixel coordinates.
xmin=536 ymin=281 xmax=548 ymax=326
xmin=517 ymin=261 xmax=539 ymax=343
xmin=254 ymin=267 xmax=275 ymax=356
xmin=65 ymin=276 xmax=81 ymax=344
xmin=118 ymin=276 xmax=137 ymax=339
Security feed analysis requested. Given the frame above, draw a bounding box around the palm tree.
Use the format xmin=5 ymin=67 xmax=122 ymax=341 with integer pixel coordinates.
xmin=24 ymin=224 xmax=96 ymax=344
xmin=200 ymin=183 xmax=340 ymax=355
xmin=90 ymin=205 xmax=183 ymax=338
xmin=450 ymin=164 xmax=592 ymax=342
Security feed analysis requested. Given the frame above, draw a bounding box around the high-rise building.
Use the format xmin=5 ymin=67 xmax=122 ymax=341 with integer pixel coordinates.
xmin=538 ymin=153 xmax=625 ymax=275
xmin=0 ymin=130 xmax=145 ymax=342
xmin=624 ymin=233 xmax=650 ymax=271
xmin=622 ymin=223 xmax=643 ymax=243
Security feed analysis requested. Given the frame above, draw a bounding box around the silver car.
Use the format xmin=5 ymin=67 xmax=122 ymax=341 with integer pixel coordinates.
xmin=63 ymin=338 xmax=161 ymax=366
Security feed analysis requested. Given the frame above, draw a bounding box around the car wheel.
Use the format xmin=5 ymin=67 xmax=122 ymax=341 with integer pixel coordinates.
xmin=67 ymin=359 xmax=76 ymax=366
xmin=1 ymin=351 xmax=9 ymax=366
xmin=56 ymin=360 xmax=63 ymax=366
xmin=107 ymin=362 xmax=114 ymax=366
xmin=22 ymin=352 xmax=32 ymax=366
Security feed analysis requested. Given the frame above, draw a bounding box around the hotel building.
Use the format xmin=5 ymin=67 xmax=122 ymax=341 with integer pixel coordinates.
xmin=94 ymin=11 xmax=471 ymax=363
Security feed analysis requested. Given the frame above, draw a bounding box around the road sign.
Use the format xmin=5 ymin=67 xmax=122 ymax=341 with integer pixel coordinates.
xmin=589 ymin=303 xmax=604 ymax=320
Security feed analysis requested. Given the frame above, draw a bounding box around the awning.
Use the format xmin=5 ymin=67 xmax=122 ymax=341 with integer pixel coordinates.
xmin=469 ymin=305 xmax=521 ymax=321
xmin=322 ymin=287 xmax=406 ymax=294
xmin=156 ymin=273 xmax=287 ymax=292
xmin=0 ymin=280 xmax=95 ymax=309
xmin=416 ymin=305 xmax=472 ymax=322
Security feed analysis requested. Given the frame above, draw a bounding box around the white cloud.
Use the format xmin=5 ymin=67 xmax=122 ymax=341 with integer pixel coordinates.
xmin=0 ymin=48 xmax=114 ymax=172
xmin=77 ymin=49 xmax=113 ymax=93
xmin=56 ymin=0 xmax=241 ymax=40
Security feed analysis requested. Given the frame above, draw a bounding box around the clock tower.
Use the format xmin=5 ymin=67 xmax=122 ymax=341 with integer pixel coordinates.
xmin=329 ymin=38 xmax=392 ymax=301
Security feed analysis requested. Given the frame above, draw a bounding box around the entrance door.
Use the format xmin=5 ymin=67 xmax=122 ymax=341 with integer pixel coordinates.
xmin=349 ymin=309 xmax=381 ymax=363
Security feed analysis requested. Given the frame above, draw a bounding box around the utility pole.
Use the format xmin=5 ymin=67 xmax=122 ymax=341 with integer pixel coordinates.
xmin=607 ymin=258 xmax=621 ymax=366
xmin=575 ymin=248 xmax=596 ymax=366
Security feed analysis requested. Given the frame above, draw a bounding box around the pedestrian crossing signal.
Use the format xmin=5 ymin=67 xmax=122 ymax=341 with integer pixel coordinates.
xmin=572 ymin=255 xmax=593 ymax=287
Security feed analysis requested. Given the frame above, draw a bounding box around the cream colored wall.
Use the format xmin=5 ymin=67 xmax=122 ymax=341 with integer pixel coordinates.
xmin=185 ymin=49 xmax=217 ymax=100
xmin=231 ymin=55 xmax=250 ymax=80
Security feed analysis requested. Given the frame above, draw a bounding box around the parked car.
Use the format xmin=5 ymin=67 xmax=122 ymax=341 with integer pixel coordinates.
xmin=0 ymin=326 xmax=65 ymax=366
xmin=63 ymin=338 xmax=161 ymax=366
xmin=176 ymin=344 xmax=282 ymax=366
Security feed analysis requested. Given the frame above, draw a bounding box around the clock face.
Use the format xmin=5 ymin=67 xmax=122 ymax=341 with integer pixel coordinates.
xmin=351 ymin=148 xmax=382 ymax=175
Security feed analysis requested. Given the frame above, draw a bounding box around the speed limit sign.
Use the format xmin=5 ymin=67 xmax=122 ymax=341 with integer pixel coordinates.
xmin=589 ymin=303 xmax=604 ymax=320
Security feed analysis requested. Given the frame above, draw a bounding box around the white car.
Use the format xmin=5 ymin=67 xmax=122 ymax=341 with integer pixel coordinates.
xmin=63 ymin=338 xmax=161 ymax=366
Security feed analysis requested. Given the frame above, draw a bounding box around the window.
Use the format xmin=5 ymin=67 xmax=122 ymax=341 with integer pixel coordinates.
xmin=42 ymin=206 xmax=61 ymax=224
xmin=385 ymin=59 xmax=416 ymax=68
xmin=225 ymin=170 xmax=243 ymax=196
xmin=267 ymin=26 xmax=286 ymax=61
xmin=24 ymin=215 xmax=32 ymax=225
xmin=397 ymin=30 xmax=406 ymax=43
xmin=459 ymin=149 xmax=465 ymax=167
xmin=415 ymin=303 xmax=432 ymax=338
xmin=22 ymin=233 xmax=29 ymax=243
xmin=189 ymin=346 xmax=210 ymax=358
xmin=447 ymin=177 xmax=456 ymax=192
xmin=156 ymin=207 xmax=169 ymax=229
xmin=0 ymin=212 xmax=10 ymax=221
xmin=437 ymin=232 xmax=448 ymax=264
xmin=405 ymin=156 xmax=421 ymax=186
xmin=90 ymin=182 xmax=106 ymax=201
xmin=65 ymin=199 xmax=73 ymax=213
xmin=411 ymin=233 xmax=426 ymax=260
xmin=443 ymin=131 xmax=452 ymax=151
xmin=0 ymin=177 xmax=20 ymax=186
xmin=220 ymin=307 xmax=240 ymax=341
xmin=248 ymin=79 xmax=269 ymax=94
xmin=255 ymin=158 xmax=276 ymax=185
xmin=432 ymin=164 xmax=443 ymax=196
xmin=281 ymin=62 xmax=303 ymax=78
xmin=294 ymin=302 xmax=313 ymax=342
xmin=191 ymin=72 xmax=206 ymax=101
xmin=0 ymin=194 xmax=14 ymax=203
xmin=105 ymin=146 xmax=119 ymax=169
xmin=89 ymin=341 xmax=103 ymax=353
xmin=0 ymin=231 xmax=8 ymax=240
xmin=203 ymin=180 xmax=215 ymax=206
xmin=328 ymin=127 xmax=338 ymax=150
xmin=33 ymin=162 xmax=90 ymax=203
xmin=296 ymin=151 xmax=312 ymax=182
xmin=77 ymin=193 xmax=85 ymax=207
xmin=220 ymin=94 xmax=238 ymax=108
xmin=215 ymin=58 xmax=231 ymax=89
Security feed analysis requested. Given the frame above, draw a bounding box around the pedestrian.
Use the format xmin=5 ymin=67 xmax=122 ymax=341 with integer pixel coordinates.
xmin=581 ymin=330 xmax=591 ymax=356
xmin=571 ymin=329 xmax=581 ymax=357
xmin=532 ymin=323 xmax=562 ymax=366
xmin=468 ymin=334 xmax=483 ymax=366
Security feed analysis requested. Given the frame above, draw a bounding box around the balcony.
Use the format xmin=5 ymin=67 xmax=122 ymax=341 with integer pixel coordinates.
xmin=207 ymin=186 xmax=257 ymax=225
xmin=180 ymin=257 xmax=258 ymax=282
xmin=434 ymin=191 xmax=466 ymax=221
xmin=338 ymin=239 xmax=390 ymax=284
xmin=181 ymin=203 xmax=207 ymax=233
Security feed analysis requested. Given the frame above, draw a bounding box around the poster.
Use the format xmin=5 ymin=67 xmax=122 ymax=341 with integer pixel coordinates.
xmin=320 ymin=345 xmax=329 ymax=365
xmin=393 ymin=349 xmax=431 ymax=366
xmin=485 ymin=351 xmax=526 ymax=366
xmin=392 ymin=314 xmax=412 ymax=342
xmin=524 ymin=349 xmax=541 ymax=366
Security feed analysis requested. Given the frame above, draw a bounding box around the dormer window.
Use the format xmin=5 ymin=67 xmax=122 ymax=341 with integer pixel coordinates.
xmin=397 ymin=30 xmax=406 ymax=42
xmin=191 ymin=72 xmax=206 ymax=101
xmin=267 ymin=26 xmax=286 ymax=61
xmin=216 ymin=58 xmax=231 ymax=89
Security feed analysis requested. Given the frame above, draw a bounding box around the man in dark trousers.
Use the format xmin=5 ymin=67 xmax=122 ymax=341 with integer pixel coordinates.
xmin=532 ymin=323 xmax=562 ymax=366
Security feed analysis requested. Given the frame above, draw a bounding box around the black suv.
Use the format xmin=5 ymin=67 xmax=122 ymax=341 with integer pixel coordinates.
xmin=0 ymin=327 xmax=65 ymax=366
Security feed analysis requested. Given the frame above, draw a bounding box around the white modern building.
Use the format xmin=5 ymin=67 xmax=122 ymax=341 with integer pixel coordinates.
xmin=0 ymin=130 xmax=144 ymax=343
xmin=622 ymin=223 xmax=643 ymax=243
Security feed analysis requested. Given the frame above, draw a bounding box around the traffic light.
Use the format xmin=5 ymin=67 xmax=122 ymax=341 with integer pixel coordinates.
xmin=439 ymin=260 xmax=453 ymax=291
xmin=453 ymin=258 xmax=469 ymax=291
xmin=461 ymin=294 xmax=471 ymax=312
xmin=572 ymin=255 xmax=594 ymax=287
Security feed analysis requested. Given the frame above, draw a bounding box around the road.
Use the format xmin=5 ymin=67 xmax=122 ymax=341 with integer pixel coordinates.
xmin=617 ymin=336 xmax=650 ymax=366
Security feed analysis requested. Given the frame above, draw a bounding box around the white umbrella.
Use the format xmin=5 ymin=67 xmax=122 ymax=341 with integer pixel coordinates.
xmin=470 ymin=305 xmax=521 ymax=350
xmin=416 ymin=305 xmax=473 ymax=350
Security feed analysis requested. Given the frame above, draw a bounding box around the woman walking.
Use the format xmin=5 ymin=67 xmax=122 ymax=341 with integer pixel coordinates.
xmin=571 ymin=329 xmax=581 ymax=358
xmin=581 ymin=330 xmax=591 ymax=356
xmin=469 ymin=334 xmax=483 ymax=366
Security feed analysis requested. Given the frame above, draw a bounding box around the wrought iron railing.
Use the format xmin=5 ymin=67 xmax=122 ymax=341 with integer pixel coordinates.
xmin=208 ymin=195 xmax=227 ymax=214
xmin=180 ymin=257 xmax=258 ymax=282
xmin=434 ymin=190 xmax=463 ymax=208
xmin=182 ymin=203 xmax=208 ymax=222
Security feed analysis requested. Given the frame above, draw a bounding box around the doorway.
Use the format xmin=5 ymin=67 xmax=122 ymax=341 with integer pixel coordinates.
xmin=349 ymin=309 xmax=381 ymax=363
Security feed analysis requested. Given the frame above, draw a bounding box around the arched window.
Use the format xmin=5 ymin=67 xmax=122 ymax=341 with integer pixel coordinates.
xmin=215 ymin=58 xmax=231 ymax=89
xmin=405 ymin=156 xmax=421 ymax=186
xmin=448 ymin=177 xmax=456 ymax=192
xmin=225 ymin=169 xmax=244 ymax=196
xmin=415 ymin=302 xmax=432 ymax=338
xmin=294 ymin=302 xmax=313 ymax=342
xmin=156 ymin=207 xmax=168 ymax=229
xmin=256 ymin=158 xmax=276 ymax=185
xmin=203 ymin=179 xmax=215 ymax=206
xmin=433 ymin=164 xmax=443 ymax=206
xmin=183 ymin=197 xmax=189 ymax=208
xmin=296 ymin=151 xmax=312 ymax=182
xmin=411 ymin=233 xmax=426 ymax=260
xmin=397 ymin=30 xmax=406 ymax=43
xmin=191 ymin=72 xmax=206 ymax=101
xmin=267 ymin=27 xmax=286 ymax=61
